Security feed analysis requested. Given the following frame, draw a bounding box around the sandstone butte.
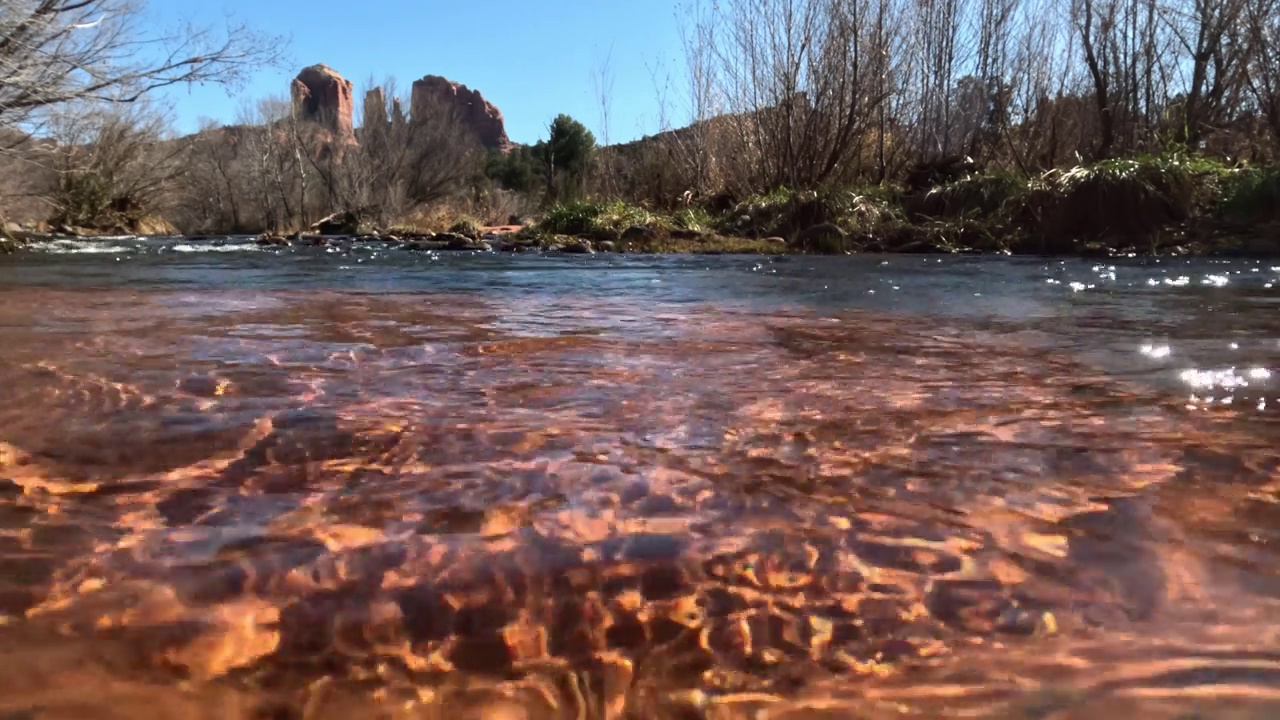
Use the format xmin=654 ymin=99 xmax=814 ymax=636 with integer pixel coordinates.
xmin=290 ymin=64 xmax=356 ymax=143
xmin=291 ymin=65 xmax=512 ymax=152
xmin=410 ymin=74 xmax=512 ymax=152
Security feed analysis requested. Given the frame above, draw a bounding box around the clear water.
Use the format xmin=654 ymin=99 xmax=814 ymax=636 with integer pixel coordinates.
xmin=0 ymin=238 xmax=1277 ymax=719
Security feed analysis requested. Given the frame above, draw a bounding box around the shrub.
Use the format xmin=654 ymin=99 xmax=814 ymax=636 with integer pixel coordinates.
xmin=537 ymin=200 xmax=667 ymax=236
xmin=724 ymin=186 xmax=903 ymax=239
xmin=1049 ymin=155 xmax=1195 ymax=239
xmin=539 ymin=201 xmax=605 ymax=235
xmin=1217 ymin=167 xmax=1280 ymax=224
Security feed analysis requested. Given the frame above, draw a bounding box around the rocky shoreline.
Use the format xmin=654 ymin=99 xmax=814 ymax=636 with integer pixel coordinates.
xmin=4 ymin=223 xmax=1279 ymax=258
xmin=0 ymin=225 xmax=789 ymax=255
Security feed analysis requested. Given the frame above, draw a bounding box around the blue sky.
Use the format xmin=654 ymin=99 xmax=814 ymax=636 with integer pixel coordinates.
xmin=150 ymin=0 xmax=694 ymax=146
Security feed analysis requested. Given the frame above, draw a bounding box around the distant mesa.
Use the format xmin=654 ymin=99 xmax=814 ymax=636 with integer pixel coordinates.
xmin=291 ymin=64 xmax=355 ymax=143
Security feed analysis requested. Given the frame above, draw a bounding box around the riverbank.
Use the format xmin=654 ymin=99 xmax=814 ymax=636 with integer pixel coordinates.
xmin=6 ymin=153 xmax=1280 ymax=258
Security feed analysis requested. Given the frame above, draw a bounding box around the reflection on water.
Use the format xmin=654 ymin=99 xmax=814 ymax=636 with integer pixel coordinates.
xmin=0 ymin=246 xmax=1277 ymax=718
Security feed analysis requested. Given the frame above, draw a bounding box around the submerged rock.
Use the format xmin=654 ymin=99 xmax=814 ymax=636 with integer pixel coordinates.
xmin=435 ymin=232 xmax=491 ymax=251
xmin=796 ymin=223 xmax=849 ymax=253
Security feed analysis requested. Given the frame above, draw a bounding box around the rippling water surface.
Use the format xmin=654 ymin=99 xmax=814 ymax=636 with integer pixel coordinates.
xmin=1 ymin=238 xmax=1279 ymax=719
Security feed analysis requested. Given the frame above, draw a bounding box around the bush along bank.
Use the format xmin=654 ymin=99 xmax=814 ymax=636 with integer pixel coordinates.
xmin=525 ymin=156 xmax=1280 ymax=257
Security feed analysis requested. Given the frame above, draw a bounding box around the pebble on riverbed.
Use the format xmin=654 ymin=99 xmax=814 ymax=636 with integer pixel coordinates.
xmin=995 ymin=607 xmax=1059 ymax=636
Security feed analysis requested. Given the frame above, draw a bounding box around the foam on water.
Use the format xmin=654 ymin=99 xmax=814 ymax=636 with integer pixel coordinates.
xmin=168 ymin=243 xmax=262 ymax=253
xmin=27 ymin=239 xmax=134 ymax=254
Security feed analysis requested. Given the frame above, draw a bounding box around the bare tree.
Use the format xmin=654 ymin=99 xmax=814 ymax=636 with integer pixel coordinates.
xmin=299 ymin=78 xmax=478 ymax=227
xmin=1166 ymin=0 xmax=1250 ymax=148
xmin=40 ymin=99 xmax=185 ymax=231
xmin=236 ymin=96 xmax=314 ymax=232
xmin=1243 ymin=0 xmax=1280 ymax=146
xmin=315 ymin=78 xmax=419 ymax=228
xmin=909 ymin=0 xmax=975 ymax=158
xmin=691 ymin=0 xmax=898 ymax=191
xmin=590 ymin=46 xmax=619 ymax=198
xmin=404 ymin=93 xmax=480 ymax=207
xmin=172 ymin=118 xmax=247 ymax=233
xmin=0 ymin=0 xmax=284 ymax=142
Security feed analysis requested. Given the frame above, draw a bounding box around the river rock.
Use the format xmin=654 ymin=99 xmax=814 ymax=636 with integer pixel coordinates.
xmin=598 ymin=241 xmax=618 ymax=253
xmin=256 ymin=235 xmax=289 ymax=247
xmin=312 ymin=211 xmax=359 ymax=236
xmin=434 ymin=232 xmax=490 ymax=251
xmin=403 ymin=240 xmax=446 ymax=251
xmin=561 ymin=240 xmax=594 ymax=254
xmin=796 ymin=223 xmax=848 ymax=252
xmin=621 ymin=225 xmax=657 ymax=242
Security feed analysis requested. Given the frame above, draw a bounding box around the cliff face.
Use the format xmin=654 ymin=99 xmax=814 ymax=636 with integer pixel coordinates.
xmin=290 ymin=64 xmax=355 ymax=143
xmin=410 ymin=75 xmax=511 ymax=152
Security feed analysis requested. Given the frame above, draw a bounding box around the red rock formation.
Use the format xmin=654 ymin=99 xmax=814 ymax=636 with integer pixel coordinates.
xmin=410 ymin=75 xmax=511 ymax=152
xmin=362 ymin=87 xmax=386 ymax=133
xmin=291 ymin=64 xmax=355 ymax=143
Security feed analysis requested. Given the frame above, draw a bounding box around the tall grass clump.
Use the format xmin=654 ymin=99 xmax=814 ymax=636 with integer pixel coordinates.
xmin=671 ymin=206 xmax=714 ymax=232
xmin=538 ymin=200 xmax=606 ymax=235
xmin=1042 ymin=154 xmax=1200 ymax=241
xmin=537 ymin=200 xmax=668 ymax=237
xmin=724 ymin=186 xmax=902 ymax=239
xmin=447 ymin=216 xmax=483 ymax=238
xmin=914 ymin=172 xmax=1030 ymax=219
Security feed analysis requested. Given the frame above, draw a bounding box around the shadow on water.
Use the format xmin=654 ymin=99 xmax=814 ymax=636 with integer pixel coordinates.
xmin=0 ymin=240 xmax=1277 ymax=718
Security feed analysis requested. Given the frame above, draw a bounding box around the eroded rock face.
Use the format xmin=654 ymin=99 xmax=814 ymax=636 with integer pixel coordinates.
xmin=362 ymin=87 xmax=386 ymax=133
xmin=410 ymin=75 xmax=511 ymax=151
xmin=291 ymin=64 xmax=355 ymax=143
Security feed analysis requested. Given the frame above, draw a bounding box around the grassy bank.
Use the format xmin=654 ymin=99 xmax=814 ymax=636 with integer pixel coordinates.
xmin=525 ymin=155 xmax=1280 ymax=256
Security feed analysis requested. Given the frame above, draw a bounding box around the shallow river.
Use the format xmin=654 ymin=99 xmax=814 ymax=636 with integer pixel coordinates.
xmin=0 ymin=238 xmax=1278 ymax=719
